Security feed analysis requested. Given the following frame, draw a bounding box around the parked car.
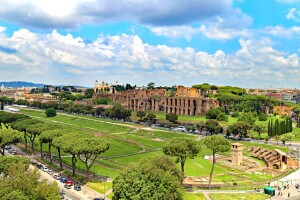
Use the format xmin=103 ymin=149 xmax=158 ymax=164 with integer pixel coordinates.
xmin=74 ymin=185 xmax=81 ymax=191
xmin=53 ymin=174 xmax=61 ymax=180
xmin=5 ymin=145 xmax=12 ymax=150
xmin=65 ymin=180 xmax=74 ymax=186
xmin=64 ymin=183 xmax=71 ymax=189
xmin=42 ymin=166 xmax=48 ymax=172
xmin=36 ymin=163 xmax=43 ymax=169
xmin=11 ymin=150 xmax=18 ymax=155
xmin=93 ymin=198 xmax=104 ymax=200
xmin=60 ymin=178 xmax=67 ymax=183
xmin=174 ymin=126 xmax=186 ymax=132
xmin=47 ymin=169 xmax=53 ymax=175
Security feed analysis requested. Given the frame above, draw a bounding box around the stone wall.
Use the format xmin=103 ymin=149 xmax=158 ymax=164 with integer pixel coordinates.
xmin=92 ymin=87 xmax=219 ymax=116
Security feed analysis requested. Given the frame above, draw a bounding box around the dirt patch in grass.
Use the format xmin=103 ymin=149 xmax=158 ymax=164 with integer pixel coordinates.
xmin=152 ymin=138 xmax=164 ymax=142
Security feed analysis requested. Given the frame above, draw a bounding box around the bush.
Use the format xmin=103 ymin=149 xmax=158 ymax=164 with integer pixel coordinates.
xmin=166 ymin=113 xmax=178 ymax=123
xmin=238 ymin=112 xmax=256 ymax=125
xmin=258 ymin=113 xmax=268 ymax=121
xmin=231 ymin=112 xmax=239 ymax=117
xmin=45 ymin=108 xmax=57 ymax=117
xmin=147 ymin=113 xmax=156 ymax=121
xmin=216 ymin=113 xmax=228 ymax=122
xmin=206 ymin=108 xmax=222 ymax=119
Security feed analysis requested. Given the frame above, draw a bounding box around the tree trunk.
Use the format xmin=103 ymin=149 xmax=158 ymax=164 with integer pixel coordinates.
xmin=1 ymin=147 xmax=4 ymax=155
xmin=180 ymin=161 xmax=185 ymax=173
xmin=208 ymin=152 xmax=215 ymax=190
xmin=86 ymin=163 xmax=91 ymax=181
xmin=48 ymin=142 xmax=52 ymax=163
xmin=24 ymin=133 xmax=27 ymax=149
xmin=40 ymin=142 xmax=43 ymax=159
xmin=72 ymin=155 xmax=76 ymax=176
xmin=57 ymin=148 xmax=63 ymax=169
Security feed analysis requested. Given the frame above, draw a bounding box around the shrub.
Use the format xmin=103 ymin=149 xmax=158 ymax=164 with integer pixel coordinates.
xmin=206 ymin=108 xmax=222 ymax=119
xmin=166 ymin=113 xmax=178 ymax=123
xmin=45 ymin=108 xmax=57 ymax=117
xmin=258 ymin=113 xmax=268 ymax=121
xmin=238 ymin=112 xmax=256 ymax=125
xmin=231 ymin=112 xmax=239 ymax=117
xmin=216 ymin=113 xmax=228 ymax=122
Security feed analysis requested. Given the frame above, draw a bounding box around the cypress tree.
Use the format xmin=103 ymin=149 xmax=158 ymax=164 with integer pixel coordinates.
xmin=289 ymin=118 xmax=293 ymax=132
xmin=268 ymin=120 xmax=271 ymax=137
xmin=270 ymin=120 xmax=274 ymax=137
xmin=275 ymin=119 xmax=279 ymax=135
xmin=280 ymin=121 xmax=284 ymax=135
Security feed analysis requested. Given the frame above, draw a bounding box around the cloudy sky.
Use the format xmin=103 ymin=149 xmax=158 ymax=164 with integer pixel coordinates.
xmin=0 ymin=0 xmax=299 ymax=88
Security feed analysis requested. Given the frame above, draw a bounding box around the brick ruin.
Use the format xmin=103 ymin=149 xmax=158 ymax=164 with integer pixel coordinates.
xmin=93 ymin=85 xmax=219 ymax=116
xmin=248 ymin=146 xmax=295 ymax=171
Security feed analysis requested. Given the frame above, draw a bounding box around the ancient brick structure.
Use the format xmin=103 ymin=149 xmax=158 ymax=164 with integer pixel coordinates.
xmin=248 ymin=146 xmax=292 ymax=171
xmin=93 ymin=85 xmax=219 ymax=116
xmin=231 ymin=143 xmax=243 ymax=166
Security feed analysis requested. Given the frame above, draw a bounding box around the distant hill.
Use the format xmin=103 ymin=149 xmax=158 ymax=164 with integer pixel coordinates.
xmin=0 ymin=81 xmax=45 ymax=88
xmin=0 ymin=81 xmax=86 ymax=88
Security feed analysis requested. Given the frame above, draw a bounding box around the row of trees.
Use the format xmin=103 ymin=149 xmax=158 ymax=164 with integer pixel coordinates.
xmin=268 ymin=118 xmax=293 ymax=137
xmin=0 ymin=111 xmax=110 ymax=181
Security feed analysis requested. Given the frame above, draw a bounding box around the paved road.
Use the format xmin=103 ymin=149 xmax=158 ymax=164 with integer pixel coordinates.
xmin=37 ymin=167 xmax=82 ymax=200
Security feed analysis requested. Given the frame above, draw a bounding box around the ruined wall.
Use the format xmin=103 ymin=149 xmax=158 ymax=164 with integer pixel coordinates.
xmin=92 ymin=87 xmax=219 ymax=116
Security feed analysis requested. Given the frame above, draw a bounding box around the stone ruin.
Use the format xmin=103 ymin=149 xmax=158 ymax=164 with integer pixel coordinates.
xmin=248 ymin=146 xmax=297 ymax=171
xmin=93 ymin=86 xmax=219 ymax=116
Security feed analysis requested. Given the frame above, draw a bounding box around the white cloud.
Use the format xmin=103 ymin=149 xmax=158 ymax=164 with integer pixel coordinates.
xmin=150 ymin=26 xmax=198 ymax=40
xmin=0 ymin=26 xmax=6 ymax=33
xmin=286 ymin=8 xmax=300 ymax=22
xmin=0 ymin=29 xmax=299 ymax=87
xmin=259 ymin=26 xmax=300 ymax=38
xmin=151 ymin=9 xmax=252 ymax=40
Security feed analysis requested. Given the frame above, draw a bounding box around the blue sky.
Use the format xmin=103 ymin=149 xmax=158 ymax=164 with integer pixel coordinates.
xmin=0 ymin=0 xmax=300 ymax=88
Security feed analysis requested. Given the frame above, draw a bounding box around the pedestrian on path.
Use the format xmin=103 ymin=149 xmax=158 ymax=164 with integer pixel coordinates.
xmin=288 ymin=193 xmax=290 ymax=198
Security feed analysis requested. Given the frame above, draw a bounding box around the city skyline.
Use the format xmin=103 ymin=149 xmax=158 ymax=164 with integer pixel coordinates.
xmin=0 ymin=0 xmax=300 ymax=88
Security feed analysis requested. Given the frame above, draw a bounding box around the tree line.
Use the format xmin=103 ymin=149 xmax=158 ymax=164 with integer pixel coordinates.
xmin=0 ymin=111 xmax=110 ymax=181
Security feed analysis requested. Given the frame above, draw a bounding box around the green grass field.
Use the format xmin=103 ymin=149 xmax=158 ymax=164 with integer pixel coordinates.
xmin=183 ymin=192 xmax=205 ymax=200
xmin=209 ymin=193 xmax=269 ymax=200
xmin=18 ymin=108 xmax=293 ymax=185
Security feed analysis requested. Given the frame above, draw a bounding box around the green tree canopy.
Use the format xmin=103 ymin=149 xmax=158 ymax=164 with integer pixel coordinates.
xmin=227 ymin=121 xmax=252 ymax=138
xmin=75 ymin=137 xmax=110 ymax=180
xmin=112 ymin=156 xmax=183 ymax=200
xmin=0 ymin=112 xmax=29 ymax=129
xmin=163 ymin=138 xmax=201 ymax=173
xmin=11 ymin=118 xmax=43 ymax=149
xmin=205 ymin=120 xmax=222 ymax=135
xmin=136 ymin=111 xmax=146 ymax=120
xmin=45 ymin=107 xmax=57 ymax=117
xmin=0 ymin=160 xmax=60 ymax=200
xmin=237 ymin=112 xmax=256 ymax=125
xmin=166 ymin=113 xmax=178 ymax=123
xmin=0 ymin=129 xmax=22 ymax=155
